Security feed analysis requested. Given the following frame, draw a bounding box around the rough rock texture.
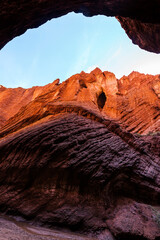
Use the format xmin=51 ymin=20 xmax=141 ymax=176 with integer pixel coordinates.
xmin=0 ymin=113 xmax=160 ymax=240
xmin=0 ymin=0 xmax=160 ymax=53
xmin=0 ymin=214 xmax=93 ymax=240
xmin=0 ymin=69 xmax=160 ymax=239
xmin=1 ymin=69 xmax=159 ymax=135
xmin=0 ymin=80 xmax=59 ymax=128
xmin=117 ymin=17 xmax=160 ymax=53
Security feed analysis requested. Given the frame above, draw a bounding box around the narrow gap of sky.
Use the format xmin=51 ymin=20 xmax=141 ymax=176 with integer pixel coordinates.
xmin=0 ymin=12 xmax=160 ymax=88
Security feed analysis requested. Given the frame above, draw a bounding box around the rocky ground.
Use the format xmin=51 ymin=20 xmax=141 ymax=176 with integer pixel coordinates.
xmin=0 ymin=214 xmax=94 ymax=240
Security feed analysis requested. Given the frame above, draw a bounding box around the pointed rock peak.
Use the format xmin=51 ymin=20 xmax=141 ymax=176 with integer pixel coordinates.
xmin=103 ymin=71 xmax=116 ymax=79
xmin=40 ymin=79 xmax=60 ymax=89
xmin=119 ymin=75 xmax=129 ymax=81
xmin=91 ymin=67 xmax=102 ymax=76
xmin=52 ymin=78 xmax=60 ymax=86
xmin=80 ymin=71 xmax=86 ymax=75
xmin=128 ymin=71 xmax=142 ymax=80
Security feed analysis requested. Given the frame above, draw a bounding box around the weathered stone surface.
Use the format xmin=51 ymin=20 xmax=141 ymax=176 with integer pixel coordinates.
xmin=0 ymin=0 xmax=160 ymax=53
xmin=0 ymin=113 xmax=160 ymax=239
xmin=0 ymin=80 xmax=59 ymax=128
xmin=0 ymin=69 xmax=159 ymax=135
xmin=0 ymin=214 xmax=93 ymax=240
xmin=0 ymin=69 xmax=159 ymax=239
xmin=107 ymin=198 xmax=160 ymax=240
xmin=0 ymin=111 xmax=160 ymax=239
xmin=117 ymin=17 xmax=160 ymax=53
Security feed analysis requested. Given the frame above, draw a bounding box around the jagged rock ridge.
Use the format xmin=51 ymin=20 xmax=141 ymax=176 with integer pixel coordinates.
xmin=0 ymin=80 xmax=60 ymax=128
xmin=0 ymin=68 xmax=159 ymax=135
xmin=0 ymin=69 xmax=159 ymax=239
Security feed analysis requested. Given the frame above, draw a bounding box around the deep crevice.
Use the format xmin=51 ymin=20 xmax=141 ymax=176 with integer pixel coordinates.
xmin=79 ymin=80 xmax=87 ymax=89
xmin=97 ymin=91 xmax=106 ymax=110
xmin=117 ymin=233 xmax=148 ymax=240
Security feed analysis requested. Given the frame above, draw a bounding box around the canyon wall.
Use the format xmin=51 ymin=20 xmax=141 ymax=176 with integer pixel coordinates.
xmin=0 ymin=1 xmax=160 ymax=238
xmin=0 ymin=69 xmax=159 ymax=134
xmin=0 ymin=69 xmax=159 ymax=239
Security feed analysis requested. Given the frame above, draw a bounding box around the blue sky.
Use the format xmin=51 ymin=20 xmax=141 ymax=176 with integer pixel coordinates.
xmin=0 ymin=12 xmax=160 ymax=88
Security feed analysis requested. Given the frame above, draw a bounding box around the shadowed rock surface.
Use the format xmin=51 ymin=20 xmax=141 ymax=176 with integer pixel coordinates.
xmin=0 ymin=69 xmax=160 ymax=239
xmin=0 ymin=0 xmax=160 ymax=53
xmin=0 ymin=214 xmax=93 ymax=240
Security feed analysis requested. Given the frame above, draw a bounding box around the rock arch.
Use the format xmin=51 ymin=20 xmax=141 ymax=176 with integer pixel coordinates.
xmin=0 ymin=0 xmax=160 ymax=53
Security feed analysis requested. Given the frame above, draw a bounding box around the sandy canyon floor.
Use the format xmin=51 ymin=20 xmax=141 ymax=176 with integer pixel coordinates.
xmin=0 ymin=214 xmax=94 ymax=240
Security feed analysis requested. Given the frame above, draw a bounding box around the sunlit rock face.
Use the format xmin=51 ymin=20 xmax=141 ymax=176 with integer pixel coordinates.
xmin=0 ymin=68 xmax=159 ymax=134
xmin=0 ymin=0 xmax=160 ymax=52
xmin=0 ymin=69 xmax=160 ymax=239
xmin=0 ymin=81 xmax=59 ymax=128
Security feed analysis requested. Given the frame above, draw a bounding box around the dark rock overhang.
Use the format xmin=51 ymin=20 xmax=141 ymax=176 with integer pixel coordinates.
xmin=0 ymin=0 xmax=160 ymax=52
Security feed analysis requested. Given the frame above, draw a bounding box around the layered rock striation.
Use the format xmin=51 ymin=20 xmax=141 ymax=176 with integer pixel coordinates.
xmin=0 ymin=80 xmax=59 ymax=128
xmin=0 ymin=69 xmax=160 ymax=239
xmin=1 ymin=68 xmax=159 ymax=135
xmin=0 ymin=1 xmax=160 ymax=53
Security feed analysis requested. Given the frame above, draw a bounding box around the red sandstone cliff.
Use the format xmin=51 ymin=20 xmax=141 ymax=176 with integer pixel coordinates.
xmin=0 ymin=69 xmax=159 ymax=240
xmin=0 ymin=68 xmax=159 ymax=135
xmin=0 ymin=80 xmax=59 ymax=128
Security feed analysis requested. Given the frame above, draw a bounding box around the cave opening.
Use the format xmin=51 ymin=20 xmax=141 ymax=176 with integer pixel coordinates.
xmin=1 ymin=12 xmax=160 ymax=88
xmin=97 ymin=91 xmax=106 ymax=110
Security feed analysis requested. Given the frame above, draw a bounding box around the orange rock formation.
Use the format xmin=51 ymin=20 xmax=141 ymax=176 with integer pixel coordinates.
xmin=0 ymin=69 xmax=159 ymax=240
xmin=0 ymin=68 xmax=159 ymax=134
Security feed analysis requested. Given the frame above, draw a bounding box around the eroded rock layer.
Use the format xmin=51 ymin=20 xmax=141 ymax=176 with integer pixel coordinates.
xmin=0 ymin=69 xmax=160 ymax=239
xmin=0 ymin=0 xmax=160 ymax=53
xmin=0 ymin=114 xmax=160 ymax=239
xmin=0 ymin=81 xmax=59 ymax=128
xmin=0 ymin=69 xmax=159 ymax=135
